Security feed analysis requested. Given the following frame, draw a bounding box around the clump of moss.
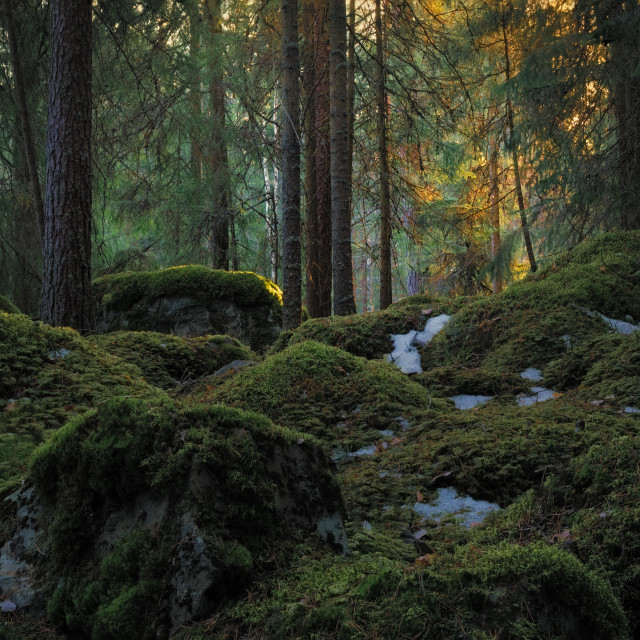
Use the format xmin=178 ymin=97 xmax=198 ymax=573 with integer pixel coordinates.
xmin=0 ymin=295 xmax=20 ymax=314
xmin=272 ymin=296 xmax=462 ymax=360
xmin=88 ymin=331 xmax=255 ymax=390
xmin=93 ymin=265 xmax=282 ymax=315
xmin=0 ymin=313 xmax=156 ymax=491
xmin=209 ymin=340 xmax=447 ymax=448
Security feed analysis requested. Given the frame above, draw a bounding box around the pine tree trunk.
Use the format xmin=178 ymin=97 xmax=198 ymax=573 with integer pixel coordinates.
xmin=329 ymin=0 xmax=355 ymax=315
xmin=281 ymin=0 xmax=302 ymax=330
xmin=204 ymin=0 xmax=229 ymax=270
xmin=3 ymin=0 xmax=45 ymax=247
xmin=376 ymin=0 xmax=392 ymax=310
xmin=488 ymin=132 xmax=502 ymax=295
xmin=41 ymin=0 xmax=92 ymax=330
xmin=189 ymin=5 xmax=202 ymax=181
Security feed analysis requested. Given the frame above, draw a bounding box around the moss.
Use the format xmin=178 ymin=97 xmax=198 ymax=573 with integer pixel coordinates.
xmin=0 ymin=313 xmax=157 ymax=490
xmin=93 ymin=265 xmax=282 ymax=315
xmin=47 ymin=528 xmax=167 ymax=639
xmin=272 ymin=295 xmax=463 ymax=360
xmin=88 ymin=331 xmax=255 ymax=390
xmin=0 ymin=295 xmax=20 ymax=314
xmin=208 ymin=340 xmax=448 ymax=449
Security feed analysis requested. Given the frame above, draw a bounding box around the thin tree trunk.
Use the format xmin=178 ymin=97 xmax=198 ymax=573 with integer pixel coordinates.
xmin=281 ymin=0 xmax=302 ymax=330
xmin=501 ymin=11 xmax=536 ymax=272
xmin=3 ymin=0 xmax=45 ymax=247
xmin=376 ymin=0 xmax=392 ymax=309
xmin=263 ymin=156 xmax=279 ymax=282
xmin=41 ymin=0 xmax=92 ymax=330
xmin=488 ymin=131 xmax=502 ymax=294
xmin=329 ymin=0 xmax=355 ymax=315
xmin=189 ymin=5 xmax=202 ymax=181
xmin=346 ymin=0 xmax=355 ymax=216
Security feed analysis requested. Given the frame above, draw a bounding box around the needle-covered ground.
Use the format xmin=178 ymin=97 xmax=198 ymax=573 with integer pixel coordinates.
xmin=2 ymin=231 xmax=640 ymax=639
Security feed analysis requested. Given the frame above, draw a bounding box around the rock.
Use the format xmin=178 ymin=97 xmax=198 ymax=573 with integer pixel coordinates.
xmin=93 ymin=266 xmax=283 ymax=351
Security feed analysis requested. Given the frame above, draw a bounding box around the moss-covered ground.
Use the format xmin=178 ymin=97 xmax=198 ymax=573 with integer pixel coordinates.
xmin=3 ymin=231 xmax=640 ymax=638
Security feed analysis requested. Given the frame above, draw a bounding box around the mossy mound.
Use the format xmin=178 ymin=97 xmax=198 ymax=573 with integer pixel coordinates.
xmin=93 ymin=266 xmax=283 ymax=350
xmin=208 ymin=340 xmax=447 ymax=451
xmin=0 ymin=295 xmax=20 ymax=314
xmin=272 ymin=295 xmax=464 ymax=359
xmin=422 ymin=231 xmax=640 ymax=377
xmin=205 ymin=538 xmax=625 ymax=640
xmin=88 ymin=331 xmax=255 ymax=390
xmin=0 ymin=313 xmax=156 ymax=493
xmin=13 ymin=397 xmax=343 ymax=637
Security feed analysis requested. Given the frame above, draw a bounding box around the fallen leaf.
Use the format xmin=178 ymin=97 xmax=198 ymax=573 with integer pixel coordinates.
xmin=600 ymin=266 xmax=606 ymax=272
xmin=416 ymin=490 xmax=424 ymax=503
xmin=422 ymin=308 xmax=433 ymax=315
xmin=415 ymin=553 xmax=437 ymax=566
xmin=390 ymin=437 xmax=403 ymax=446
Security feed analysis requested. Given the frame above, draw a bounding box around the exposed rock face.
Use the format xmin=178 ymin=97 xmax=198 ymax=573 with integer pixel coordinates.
xmin=1 ymin=398 xmax=346 ymax=636
xmin=93 ymin=267 xmax=283 ymax=351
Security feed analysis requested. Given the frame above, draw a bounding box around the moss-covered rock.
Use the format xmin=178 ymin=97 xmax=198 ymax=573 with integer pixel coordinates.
xmin=2 ymin=397 xmax=345 ymax=637
xmin=93 ymin=266 xmax=283 ymax=350
xmin=0 ymin=295 xmax=20 ymax=314
xmin=208 ymin=340 xmax=448 ymax=451
xmin=88 ymin=331 xmax=256 ymax=390
xmin=0 ymin=313 xmax=157 ymax=494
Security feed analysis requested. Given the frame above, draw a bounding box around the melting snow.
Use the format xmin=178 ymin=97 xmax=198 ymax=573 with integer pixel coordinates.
xmin=517 ymin=387 xmax=560 ymax=406
xmin=597 ymin=313 xmax=640 ymax=335
xmin=624 ymin=407 xmax=640 ymax=415
xmin=520 ymin=368 xmax=543 ymax=382
xmin=48 ymin=348 xmax=71 ymax=360
xmin=379 ymin=429 xmax=394 ymax=437
xmin=451 ymin=395 xmax=493 ymax=410
xmin=413 ymin=487 xmax=500 ymax=528
xmin=387 ymin=314 xmax=452 ymax=374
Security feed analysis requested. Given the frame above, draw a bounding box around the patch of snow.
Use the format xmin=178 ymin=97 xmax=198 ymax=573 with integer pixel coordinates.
xmin=387 ymin=314 xmax=452 ymax=374
xmin=517 ymin=387 xmax=560 ymax=406
xmin=520 ymin=367 xmax=543 ymax=382
xmin=413 ymin=487 xmax=500 ymax=528
xmin=624 ymin=407 xmax=640 ymax=415
xmin=379 ymin=429 xmax=394 ymax=437
xmin=394 ymin=416 xmax=412 ymax=431
xmin=561 ymin=335 xmax=573 ymax=348
xmin=451 ymin=395 xmax=492 ymax=410
xmin=48 ymin=347 xmax=71 ymax=360
xmin=597 ymin=312 xmax=640 ymax=335
xmin=362 ymin=520 xmax=372 ymax=531
xmin=1 ymin=600 xmax=16 ymax=613
xmin=348 ymin=445 xmax=377 ymax=458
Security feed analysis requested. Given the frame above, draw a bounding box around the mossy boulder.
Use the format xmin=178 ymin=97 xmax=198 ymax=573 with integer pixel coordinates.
xmin=0 ymin=312 xmax=157 ymax=494
xmin=208 ymin=340 xmax=448 ymax=451
xmin=1 ymin=397 xmax=345 ymax=637
xmin=0 ymin=295 xmax=20 ymax=314
xmin=93 ymin=266 xmax=283 ymax=351
xmin=88 ymin=331 xmax=256 ymax=390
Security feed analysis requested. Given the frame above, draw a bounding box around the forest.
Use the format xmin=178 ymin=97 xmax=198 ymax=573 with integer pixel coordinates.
xmin=1 ymin=0 xmax=640 ymax=638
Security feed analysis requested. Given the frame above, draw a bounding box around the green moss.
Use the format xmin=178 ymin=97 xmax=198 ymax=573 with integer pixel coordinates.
xmin=0 ymin=313 xmax=157 ymax=490
xmin=47 ymin=528 xmax=167 ymax=639
xmin=272 ymin=295 xmax=463 ymax=360
xmin=0 ymin=295 xmax=20 ymax=314
xmin=93 ymin=265 xmax=282 ymax=315
xmin=88 ymin=331 xmax=255 ymax=390
xmin=209 ymin=340 xmax=447 ymax=449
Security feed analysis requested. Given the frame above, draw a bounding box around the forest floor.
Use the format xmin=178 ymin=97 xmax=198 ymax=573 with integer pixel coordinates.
xmin=1 ymin=231 xmax=640 ymax=639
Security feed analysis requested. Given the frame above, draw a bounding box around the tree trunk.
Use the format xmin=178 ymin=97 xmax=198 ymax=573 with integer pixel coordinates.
xmin=329 ymin=0 xmax=355 ymax=315
xmin=302 ymin=0 xmax=332 ymax=317
xmin=189 ymin=3 xmax=202 ymax=181
xmin=488 ymin=132 xmax=502 ymax=294
xmin=376 ymin=0 xmax=392 ymax=309
xmin=41 ymin=0 xmax=92 ymax=330
xmin=501 ymin=12 xmax=536 ymax=272
xmin=204 ymin=0 xmax=229 ymax=270
xmin=281 ymin=0 xmax=302 ymax=330
xmin=346 ymin=0 xmax=355 ymax=217
xmin=3 ymin=0 xmax=45 ymax=247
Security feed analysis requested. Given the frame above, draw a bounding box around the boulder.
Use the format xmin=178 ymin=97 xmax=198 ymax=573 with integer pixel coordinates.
xmin=1 ymin=397 xmax=346 ymax=637
xmin=93 ymin=266 xmax=283 ymax=351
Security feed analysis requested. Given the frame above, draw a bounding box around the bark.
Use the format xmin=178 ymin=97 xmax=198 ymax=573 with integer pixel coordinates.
xmin=302 ymin=0 xmax=332 ymax=317
xmin=281 ymin=0 xmax=302 ymax=330
xmin=204 ymin=0 xmax=229 ymax=270
xmin=488 ymin=131 xmax=502 ymax=295
xmin=329 ymin=0 xmax=355 ymax=315
xmin=263 ymin=156 xmax=279 ymax=282
xmin=346 ymin=0 xmax=355 ymax=216
xmin=3 ymin=0 xmax=45 ymax=247
xmin=41 ymin=0 xmax=92 ymax=330
xmin=376 ymin=0 xmax=392 ymax=310
xmin=501 ymin=12 xmax=536 ymax=272
xmin=189 ymin=4 xmax=202 ymax=181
